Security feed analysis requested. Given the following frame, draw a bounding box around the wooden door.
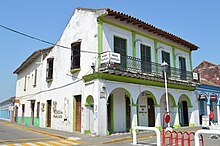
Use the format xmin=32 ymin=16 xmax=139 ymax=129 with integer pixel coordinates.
xmin=47 ymin=100 xmax=52 ymax=127
xmin=31 ymin=102 xmax=35 ymax=125
xmin=181 ymin=101 xmax=189 ymax=126
xmin=22 ymin=104 xmax=25 ymax=123
xmin=75 ymin=96 xmax=81 ymax=132
xmin=125 ymin=96 xmax=131 ymax=132
xmin=147 ymin=98 xmax=155 ymax=127
xmin=107 ymin=95 xmax=113 ymax=133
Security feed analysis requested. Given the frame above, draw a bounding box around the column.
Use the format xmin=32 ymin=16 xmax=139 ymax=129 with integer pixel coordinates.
xmin=131 ymin=104 xmax=138 ymax=130
xmin=155 ymin=106 xmax=162 ymax=130
xmin=173 ymin=106 xmax=181 ymax=128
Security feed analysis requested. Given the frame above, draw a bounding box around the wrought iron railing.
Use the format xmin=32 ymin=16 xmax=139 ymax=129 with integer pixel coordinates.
xmin=100 ymin=55 xmax=193 ymax=82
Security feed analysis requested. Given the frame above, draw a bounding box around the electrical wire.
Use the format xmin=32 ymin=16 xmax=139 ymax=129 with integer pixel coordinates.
xmin=0 ymin=24 xmax=99 ymax=55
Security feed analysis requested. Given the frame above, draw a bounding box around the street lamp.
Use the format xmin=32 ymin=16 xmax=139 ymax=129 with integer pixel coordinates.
xmin=161 ymin=61 xmax=172 ymax=131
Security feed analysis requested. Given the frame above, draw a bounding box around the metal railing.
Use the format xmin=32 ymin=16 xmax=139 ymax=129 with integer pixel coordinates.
xmin=100 ymin=55 xmax=193 ymax=82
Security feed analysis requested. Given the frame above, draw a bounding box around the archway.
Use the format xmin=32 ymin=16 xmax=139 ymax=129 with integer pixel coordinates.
xmin=178 ymin=94 xmax=191 ymax=126
xmin=137 ymin=91 xmax=157 ymax=127
xmin=107 ymin=88 xmax=131 ymax=133
xmin=198 ymin=93 xmax=208 ymax=124
xmin=85 ymin=96 xmax=94 ymax=133
xmin=160 ymin=93 xmax=176 ymax=127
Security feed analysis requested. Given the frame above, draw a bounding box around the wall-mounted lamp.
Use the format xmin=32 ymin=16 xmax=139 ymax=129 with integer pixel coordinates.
xmin=156 ymin=46 xmax=164 ymax=52
xmin=91 ymin=62 xmax=95 ymax=73
xmin=100 ymin=84 xmax=106 ymax=98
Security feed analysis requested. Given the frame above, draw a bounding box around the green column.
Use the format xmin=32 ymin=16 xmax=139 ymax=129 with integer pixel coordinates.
xmin=132 ymin=31 xmax=136 ymax=68
xmin=98 ymin=19 xmax=103 ymax=67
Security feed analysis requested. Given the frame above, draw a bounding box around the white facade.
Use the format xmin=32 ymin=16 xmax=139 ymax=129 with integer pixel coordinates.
xmin=14 ymin=8 xmax=199 ymax=136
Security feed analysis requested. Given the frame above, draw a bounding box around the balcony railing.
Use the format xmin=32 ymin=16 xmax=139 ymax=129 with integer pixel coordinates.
xmin=100 ymin=55 xmax=193 ymax=82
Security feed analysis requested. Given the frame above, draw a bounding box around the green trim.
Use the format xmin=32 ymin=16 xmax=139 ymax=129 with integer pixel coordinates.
xmin=106 ymin=130 xmax=110 ymax=136
xmin=146 ymin=91 xmax=158 ymax=106
xmin=84 ymin=130 xmax=91 ymax=134
xmin=46 ymin=79 xmax=53 ymax=83
xmin=83 ymin=73 xmax=195 ymax=91
xmin=110 ymin=94 xmax=114 ymax=133
xmin=100 ymin=18 xmax=191 ymax=53
xmin=34 ymin=118 xmax=40 ymax=126
xmin=70 ymin=68 xmax=81 ymax=74
xmin=154 ymin=40 xmax=158 ymax=64
xmin=154 ymin=40 xmax=159 ymax=73
xmin=161 ymin=93 xmax=177 ymax=107
xmin=155 ymin=126 xmax=162 ymax=131
xmin=189 ymin=52 xmax=193 ymax=71
xmin=132 ymin=104 xmax=138 ymax=106
xmin=98 ymin=20 xmax=103 ymax=66
xmin=172 ymin=47 xmax=177 ymax=78
xmin=17 ymin=117 xmax=39 ymax=126
xmin=132 ymin=31 xmax=136 ymax=68
xmin=172 ymin=47 xmax=176 ymax=68
xmin=173 ymin=124 xmax=181 ymax=128
xmin=179 ymin=94 xmax=193 ymax=108
xmin=154 ymin=105 xmax=161 ymax=107
xmin=73 ymin=96 xmax=76 ymax=131
xmin=137 ymin=99 xmax=139 ymax=125
xmin=173 ymin=105 xmax=180 ymax=108
xmin=85 ymin=95 xmax=93 ymax=106
xmin=189 ymin=123 xmax=195 ymax=127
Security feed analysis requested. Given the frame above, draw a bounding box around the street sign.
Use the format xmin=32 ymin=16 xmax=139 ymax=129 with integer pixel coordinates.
xmin=100 ymin=52 xmax=120 ymax=64
xmin=202 ymin=115 xmax=209 ymax=128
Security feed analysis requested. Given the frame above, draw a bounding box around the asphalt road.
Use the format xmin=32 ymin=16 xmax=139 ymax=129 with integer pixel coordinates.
xmin=1 ymin=121 xmax=220 ymax=146
xmin=0 ymin=121 xmax=58 ymax=145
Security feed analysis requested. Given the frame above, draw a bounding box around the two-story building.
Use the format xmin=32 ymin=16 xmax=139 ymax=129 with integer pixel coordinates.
xmin=194 ymin=61 xmax=220 ymax=125
xmin=14 ymin=8 xmax=199 ymax=136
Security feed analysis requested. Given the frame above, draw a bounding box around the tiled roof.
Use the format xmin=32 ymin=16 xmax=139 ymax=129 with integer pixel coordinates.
xmin=194 ymin=60 xmax=220 ymax=88
xmin=13 ymin=46 xmax=53 ymax=74
xmin=77 ymin=7 xmax=199 ymax=50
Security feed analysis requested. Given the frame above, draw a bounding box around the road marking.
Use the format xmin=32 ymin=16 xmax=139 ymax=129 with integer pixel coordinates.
xmin=3 ymin=139 xmax=79 ymax=146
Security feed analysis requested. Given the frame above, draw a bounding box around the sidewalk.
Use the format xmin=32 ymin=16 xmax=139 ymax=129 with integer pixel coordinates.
xmin=1 ymin=120 xmax=201 ymax=145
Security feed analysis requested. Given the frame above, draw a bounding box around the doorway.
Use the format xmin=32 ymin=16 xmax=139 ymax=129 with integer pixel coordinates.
xmin=30 ymin=101 xmax=35 ymax=125
xmin=46 ymin=100 xmax=52 ymax=127
xmin=22 ymin=104 xmax=25 ymax=123
xmin=180 ymin=101 xmax=189 ymax=126
xmin=75 ymin=95 xmax=81 ymax=132
xmin=107 ymin=95 xmax=114 ymax=133
xmin=147 ymin=98 xmax=155 ymax=127
xmin=125 ymin=96 xmax=131 ymax=132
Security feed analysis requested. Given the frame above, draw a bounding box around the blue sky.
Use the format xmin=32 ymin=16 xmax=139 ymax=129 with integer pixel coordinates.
xmin=0 ymin=0 xmax=219 ymax=101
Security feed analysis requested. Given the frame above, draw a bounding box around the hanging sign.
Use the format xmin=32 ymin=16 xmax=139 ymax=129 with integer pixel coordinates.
xmin=100 ymin=52 xmax=120 ymax=64
xmin=199 ymin=94 xmax=206 ymax=100
xmin=193 ymin=72 xmax=199 ymax=80
xmin=210 ymin=95 xmax=217 ymax=101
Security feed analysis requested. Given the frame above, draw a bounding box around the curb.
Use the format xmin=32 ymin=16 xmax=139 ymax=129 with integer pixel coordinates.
xmin=0 ymin=121 xmax=81 ymax=144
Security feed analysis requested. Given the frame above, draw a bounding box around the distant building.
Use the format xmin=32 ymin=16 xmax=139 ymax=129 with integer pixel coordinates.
xmin=14 ymin=8 xmax=199 ymax=136
xmin=0 ymin=96 xmax=15 ymax=122
xmin=194 ymin=61 xmax=220 ymax=124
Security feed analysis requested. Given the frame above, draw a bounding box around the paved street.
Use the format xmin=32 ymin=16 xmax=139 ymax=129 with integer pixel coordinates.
xmin=1 ymin=120 xmax=220 ymax=146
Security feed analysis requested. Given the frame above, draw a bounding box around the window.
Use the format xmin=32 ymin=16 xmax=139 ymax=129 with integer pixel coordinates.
xmin=24 ymin=76 xmax=27 ymax=91
xmin=36 ymin=102 xmax=40 ymax=118
xmin=162 ymin=51 xmax=171 ymax=77
xmin=33 ymin=69 xmax=37 ymax=87
xmin=46 ymin=58 xmax=54 ymax=80
xmin=140 ymin=44 xmax=151 ymax=73
xmin=114 ymin=36 xmax=127 ymax=70
xmin=71 ymin=42 xmax=81 ymax=70
xmin=179 ymin=56 xmax=186 ymax=80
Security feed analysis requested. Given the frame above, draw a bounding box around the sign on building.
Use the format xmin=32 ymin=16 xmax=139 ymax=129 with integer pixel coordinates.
xmin=202 ymin=115 xmax=209 ymax=128
xmin=101 ymin=52 xmax=120 ymax=64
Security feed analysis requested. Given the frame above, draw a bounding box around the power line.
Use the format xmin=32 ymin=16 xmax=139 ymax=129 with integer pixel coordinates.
xmin=0 ymin=24 xmax=99 ymax=55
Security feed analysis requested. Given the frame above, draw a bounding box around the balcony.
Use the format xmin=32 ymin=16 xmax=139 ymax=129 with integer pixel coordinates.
xmin=99 ymin=54 xmax=196 ymax=87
